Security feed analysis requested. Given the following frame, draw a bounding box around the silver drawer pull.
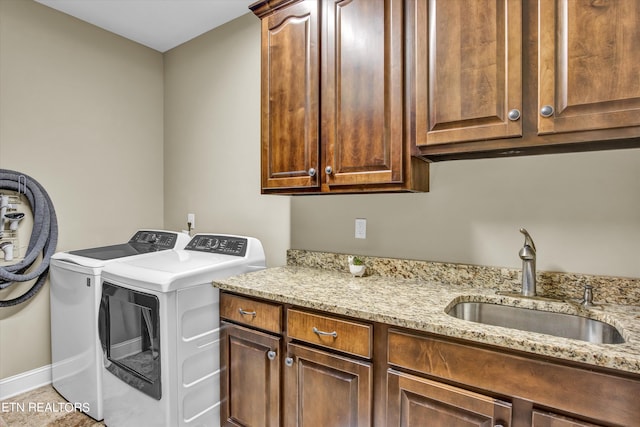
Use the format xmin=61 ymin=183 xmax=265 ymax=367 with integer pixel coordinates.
xmin=313 ymin=326 xmax=337 ymax=338
xmin=238 ymin=308 xmax=256 ymax=318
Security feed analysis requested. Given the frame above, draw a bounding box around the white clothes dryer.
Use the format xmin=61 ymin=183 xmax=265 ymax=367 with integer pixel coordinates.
xmin=49 ymin=230 xmax=190 ymax=421
xmin=98 ymin=233 xmax=265 ymax=427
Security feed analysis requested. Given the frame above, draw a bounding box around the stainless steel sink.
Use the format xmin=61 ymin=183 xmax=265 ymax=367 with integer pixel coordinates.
xmin=446 ymin=301 xmax=625 ymax=344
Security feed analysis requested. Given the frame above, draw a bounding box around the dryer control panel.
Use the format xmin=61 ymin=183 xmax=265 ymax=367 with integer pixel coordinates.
xmin=185 ymin=235 xmax=247 ymax=257
xmin=129 ymin=230 xmax=181 ymax=249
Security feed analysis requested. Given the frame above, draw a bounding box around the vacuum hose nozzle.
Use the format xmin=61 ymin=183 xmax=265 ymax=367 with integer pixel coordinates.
xmin=0 ymin=241 xmax=14 ymax=261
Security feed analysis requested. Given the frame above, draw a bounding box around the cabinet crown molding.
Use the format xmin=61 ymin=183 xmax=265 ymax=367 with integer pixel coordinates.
xmin=250 ymin=0 xmax=302 ymax=18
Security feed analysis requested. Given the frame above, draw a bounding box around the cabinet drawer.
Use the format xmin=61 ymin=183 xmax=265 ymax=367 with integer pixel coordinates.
xmin=287 ymin=309 xmax=372 ymax=358
xmin=220 ymin=293 xmax=282 ymax=334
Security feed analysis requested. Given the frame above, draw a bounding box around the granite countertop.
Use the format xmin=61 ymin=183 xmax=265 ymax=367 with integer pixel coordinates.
xmin=214 ymin=264 xmax=640 ymax=375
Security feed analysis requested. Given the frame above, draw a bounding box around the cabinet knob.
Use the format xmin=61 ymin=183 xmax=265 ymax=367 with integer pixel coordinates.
xmin=325 ymin=166 xmax=333 ymax=175
xmin=308 ymin=168 xmax=317 ymax=177
xmin=508 ymin=109 xmax=521 ymax=121
xmin=540 ymin=105 xmax=554 ymax=117
xmin=267 ymin=350 xmax=276 ymax=361
xmin=285 ymin=357 xmax=294 ymax=367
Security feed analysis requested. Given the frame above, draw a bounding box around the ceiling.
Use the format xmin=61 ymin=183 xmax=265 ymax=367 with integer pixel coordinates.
xmin=34 ymin=0 xmax=255 ymax=52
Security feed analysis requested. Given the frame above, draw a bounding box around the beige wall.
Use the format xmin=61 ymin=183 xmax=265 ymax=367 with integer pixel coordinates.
xmin=0 ymin=6 xmax=289 ymax=381
xmin=0 ymin=0 xmax=164 ymax=379
xmin=163 ymin=13 xmax=290 ymax=267
xmin=292 ymin=148 xmax=640 ymax=278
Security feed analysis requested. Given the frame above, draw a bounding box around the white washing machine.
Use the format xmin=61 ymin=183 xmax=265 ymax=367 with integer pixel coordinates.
xmin=98 ymin=233 xmax=265 ymax=427
xmin=49 ymin=230 xmax=190 ymax=421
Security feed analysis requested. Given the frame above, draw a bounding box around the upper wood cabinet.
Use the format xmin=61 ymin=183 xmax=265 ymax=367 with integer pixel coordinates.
xmin=256 ymin=0 xmax=320 ymax=191
xmin=537 ymin=0 xmax=640 ymax=135
xmin=409 ymin=0 xmax=640 ymax=159
xmin=252 ymin=0 xmax=429 ymax=194
xmin=408 ymin=0 xmax=523 ymax=147
xmin=321 ymin=0 xmax=404 ymax=189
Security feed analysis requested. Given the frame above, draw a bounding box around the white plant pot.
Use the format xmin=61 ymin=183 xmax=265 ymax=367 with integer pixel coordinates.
xmin=349 ymin=264 xmax=365 ymax=277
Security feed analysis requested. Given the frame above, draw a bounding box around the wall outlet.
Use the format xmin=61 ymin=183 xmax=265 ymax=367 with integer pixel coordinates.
xmin=355 ymin=218 xmax=367 ymax=239
xmin=187 ymin=213 xmax=195 ymax=228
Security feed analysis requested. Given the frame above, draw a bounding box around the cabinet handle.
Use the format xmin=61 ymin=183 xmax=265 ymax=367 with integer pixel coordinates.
xmin=285 ymin=357 xmax=294 ymax=367
xmin=540 ymin=105 xmax=554 ymax=117
xmin=308 ymin=168 xmax=316 ymax=177
xmin=312 ymin=326 xmax=338 ymax=338
xmin=325 ymin=166 xmax=333 ymax=175
xmin=267 ymin=350 xmax=276 ymax=360
xmin=238 ymin=308 xmax=256 ymax=318
xmin=507 ymin=109 xmax=521 ymax=121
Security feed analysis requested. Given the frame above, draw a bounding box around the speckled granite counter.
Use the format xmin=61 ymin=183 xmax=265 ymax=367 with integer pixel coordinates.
xmin=213 ymin=251 xmax=640 ymax=375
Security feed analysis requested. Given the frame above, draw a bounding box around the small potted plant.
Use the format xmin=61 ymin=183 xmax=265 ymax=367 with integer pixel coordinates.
xmin=348 ymin=256 xmax=366 ymax=277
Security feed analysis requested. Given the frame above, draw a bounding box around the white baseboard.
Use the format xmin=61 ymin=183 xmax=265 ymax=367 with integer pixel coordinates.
xmin=0 ymin=365 xmax=52 ymax=400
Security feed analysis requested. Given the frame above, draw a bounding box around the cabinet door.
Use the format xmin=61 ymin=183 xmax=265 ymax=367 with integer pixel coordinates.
xmin=284 ymin=343 xmax=372 ymax=427
xmin=260 ymin=0 xmax=320 ymax=191
xmin=532 ymin=410 xmax=604 ymax=427
xmin=220 ymin=322 xmax=280 ymax=427
xmin=387 ymin=370 xmax=512 ymax=427
xmin=409 ymin=0 xmax=523 ymax=147
xmin=538 ymin=0 xmax=640 ymax=134
xmin=321 ymin=0 xmax=404 ymax=188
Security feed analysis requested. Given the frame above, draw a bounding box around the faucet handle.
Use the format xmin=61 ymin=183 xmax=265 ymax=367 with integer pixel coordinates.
xmin=520 ymin=228 xmax=536 ymax=251
xmin=580 ymin=284 xmax=595 ymax=307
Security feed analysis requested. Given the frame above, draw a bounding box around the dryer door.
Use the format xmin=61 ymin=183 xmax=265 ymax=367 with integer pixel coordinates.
xmin=99 ymin=281 xmax=162 ymax=400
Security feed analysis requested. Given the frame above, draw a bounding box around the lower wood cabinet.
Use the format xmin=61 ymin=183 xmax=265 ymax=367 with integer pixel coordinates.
xmin=220 ymin=322 xmax=281 ymax=427
xmin=388 ymin=329 xmax=638 ymax=427
xmin=387 ymin=370 xmax=511 ymax=427
xmin=220 ymin=292 xmax=639 ymax=427
xmin=531 ymin=410 xmax=603 ymax=427
xmin=284 ymin=343 xmax=372 ymax=427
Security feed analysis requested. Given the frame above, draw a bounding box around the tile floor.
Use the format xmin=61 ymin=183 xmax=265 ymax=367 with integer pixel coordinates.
xmin=0 ymin=385 xmax=104 ymax=426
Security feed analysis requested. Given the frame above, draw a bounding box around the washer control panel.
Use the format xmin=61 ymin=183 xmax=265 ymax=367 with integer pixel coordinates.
xmin=129 ymin=231 xmax=180 ymax=249
xmin=185 ymin=235 xmax=248 ymax=257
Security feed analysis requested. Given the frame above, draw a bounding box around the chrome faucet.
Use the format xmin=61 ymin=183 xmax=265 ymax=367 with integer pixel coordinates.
xmin=519 ymin=228 xmax=536 ymax=296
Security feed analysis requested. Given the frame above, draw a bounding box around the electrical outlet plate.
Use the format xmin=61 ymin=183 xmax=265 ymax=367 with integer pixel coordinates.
xmin=187 ymin=213 xmax=195 ymax=228
xmin=355 ymin=218 xmax=366 ymax=239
